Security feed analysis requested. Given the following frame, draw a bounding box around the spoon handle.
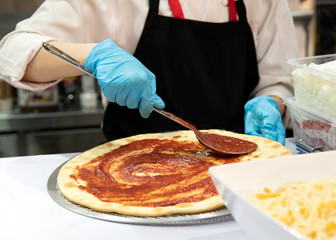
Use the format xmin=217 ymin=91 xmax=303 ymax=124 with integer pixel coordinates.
xmin=42 ymin=42 xmax=96 ymax=78
xmin=153 ymin=108 xmax=199 ymax=133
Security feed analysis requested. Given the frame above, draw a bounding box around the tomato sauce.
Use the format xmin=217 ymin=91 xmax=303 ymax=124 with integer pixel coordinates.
xmin=70 ymin=138 xmax=242 ymax=207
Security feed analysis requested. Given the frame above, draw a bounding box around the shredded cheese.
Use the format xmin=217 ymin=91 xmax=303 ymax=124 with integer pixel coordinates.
xmin=248 ymin=178 xmax=336 ymax=240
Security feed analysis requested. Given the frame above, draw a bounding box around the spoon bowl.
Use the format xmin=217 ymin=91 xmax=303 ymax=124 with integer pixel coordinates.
xmin=153 ymin=108 xmax=258 ymax=155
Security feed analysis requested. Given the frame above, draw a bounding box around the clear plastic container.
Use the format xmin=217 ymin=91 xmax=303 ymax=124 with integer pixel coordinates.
xmin=287 ymin=54 xmax=336 ymax=119
xmin=285 ymin=97 xmax=336 ymax=151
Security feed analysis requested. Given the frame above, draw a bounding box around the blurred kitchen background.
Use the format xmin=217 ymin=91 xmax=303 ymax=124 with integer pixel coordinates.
xmin=0 ymin=0 xmax=106 ymax=157
xmin=0 ymin=0 xmax=335 ymax=157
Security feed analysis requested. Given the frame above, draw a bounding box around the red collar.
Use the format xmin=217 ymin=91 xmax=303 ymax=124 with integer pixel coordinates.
xmin=167 ymin=0 xmax=238 ymax=22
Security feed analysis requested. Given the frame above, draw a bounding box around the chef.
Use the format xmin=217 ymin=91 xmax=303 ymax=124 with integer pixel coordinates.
xmin=0 ymin=0 xmax=297 ymax=145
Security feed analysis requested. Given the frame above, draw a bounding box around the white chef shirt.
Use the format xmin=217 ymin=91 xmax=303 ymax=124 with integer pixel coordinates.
xmin=0 ymin=0 xmax=298 ymax=104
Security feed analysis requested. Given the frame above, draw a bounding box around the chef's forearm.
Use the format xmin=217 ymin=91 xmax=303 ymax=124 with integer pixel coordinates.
xmin=23 ymin=41 xmax=96 ymax=83
xmin=269 ymin=95 xmax=286 ymax=117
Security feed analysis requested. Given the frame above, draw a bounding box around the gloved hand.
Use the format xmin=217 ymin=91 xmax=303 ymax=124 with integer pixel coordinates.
xmin=84 ymin=39 xmax=165 ymax=118
xmin=244 ymin=96 xmax=286 ymax=145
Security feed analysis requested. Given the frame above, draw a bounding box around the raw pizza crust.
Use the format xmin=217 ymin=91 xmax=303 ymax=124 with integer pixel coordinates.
xmin=57 ymin=129 xmax=292 ymax=217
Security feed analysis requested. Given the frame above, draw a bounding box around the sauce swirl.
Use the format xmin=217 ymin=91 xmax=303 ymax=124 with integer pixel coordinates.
xmin=70 ymin=138 xmax=243 ymax=207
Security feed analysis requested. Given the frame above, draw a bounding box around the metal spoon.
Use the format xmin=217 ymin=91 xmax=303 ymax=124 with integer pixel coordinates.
xmin=42 ymin=42 xmax=258 ymax=155
xmin=153 ymin=108 xmax=257 ymax=155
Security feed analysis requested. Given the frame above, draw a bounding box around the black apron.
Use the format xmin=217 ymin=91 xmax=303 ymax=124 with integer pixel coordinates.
xmin=103 ymin=0 xmax=259 ymax=141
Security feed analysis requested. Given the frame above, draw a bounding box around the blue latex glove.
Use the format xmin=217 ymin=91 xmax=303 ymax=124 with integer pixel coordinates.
xmin=244 ymin=96 xmax=286 ymax=145
xmin=84 ymin=39 xmax=165 ymax=118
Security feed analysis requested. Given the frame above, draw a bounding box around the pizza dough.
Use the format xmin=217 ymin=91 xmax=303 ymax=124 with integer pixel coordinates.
xmin=57 ymin=130 xmax=292 ymax=217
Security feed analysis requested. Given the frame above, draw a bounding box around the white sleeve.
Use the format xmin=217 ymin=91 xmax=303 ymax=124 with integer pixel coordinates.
xmin=0 ymin=0 xmax=121 ymax=91
xmin=246 ymin=0 xmax=298 ymax=126
xmin=0 ymin=32 xmax=59 ymax=91
xmin=248 ymin=0 xmax=298 ymax=101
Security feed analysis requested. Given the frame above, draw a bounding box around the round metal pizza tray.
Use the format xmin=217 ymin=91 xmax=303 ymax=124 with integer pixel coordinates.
xmin=47 ymin=163 xmax=233 ymax=226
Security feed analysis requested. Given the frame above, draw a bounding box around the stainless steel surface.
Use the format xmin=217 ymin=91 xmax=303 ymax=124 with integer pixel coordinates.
xmin=48 ymin=163 xmax=233 ymax=225
xmin=26 ymin=128 xmax=105 ymax=155
xmin=296 ymin=139 xmax=323 ymax=153
xmin=0 ymin=108 xmax=104 ymax=132
xmin=0 ymin=133 xmax=19 ymax=157
xmin=0 ymin=108 xmax=105 ymax=157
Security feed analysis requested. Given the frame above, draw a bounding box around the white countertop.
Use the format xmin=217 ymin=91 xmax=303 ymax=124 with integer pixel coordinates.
xmin=0 ymin=153 xmax=251 ymax=240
